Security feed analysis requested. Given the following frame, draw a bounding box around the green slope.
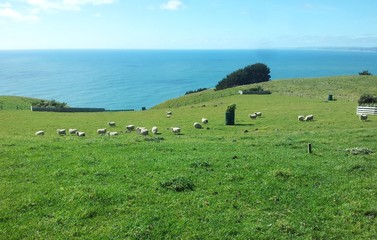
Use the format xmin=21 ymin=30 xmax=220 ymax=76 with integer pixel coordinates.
xmin=1 ymin=76 xmax=377 ymax=239
xmin=153 ymin=75 xmax=377 ymax=109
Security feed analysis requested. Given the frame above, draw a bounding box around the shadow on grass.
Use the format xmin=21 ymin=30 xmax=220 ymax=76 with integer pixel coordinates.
xmin=234 ymin=123 xmax=255 ymax=126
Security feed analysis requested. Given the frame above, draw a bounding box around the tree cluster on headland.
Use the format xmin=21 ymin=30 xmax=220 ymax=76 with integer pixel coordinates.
xmin=215 ymin=63 xmax=271 ymax=90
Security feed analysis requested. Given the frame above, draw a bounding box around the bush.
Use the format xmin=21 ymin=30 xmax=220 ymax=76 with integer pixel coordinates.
xmin=185 ymin=88 xmax=208 ymax=95
xmin=226 ymin=104 xmax=237 ymax=113
xmin=358 ymin=94 xmax=377 ymax=106
xmin=32 ymin=99 xmax=67 ymax=108
xmin=215 ymin=63 xmax=271 ymax=90
xmin=359 ymin=70 xmax=372 ymax=75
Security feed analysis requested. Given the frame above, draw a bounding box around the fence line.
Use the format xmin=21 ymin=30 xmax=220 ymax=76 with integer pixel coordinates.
xmin=31 ymin=106 xmax=105 ymax=112
xmin=356 ymin=106 xmax=377 ymax=115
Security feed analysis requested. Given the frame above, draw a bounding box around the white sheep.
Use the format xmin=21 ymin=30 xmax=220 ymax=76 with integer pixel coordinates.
xmin=201 ymin=117 xmax=208 ymax=124
xmin=255 ymin=112 xmax=262 ymax=117
xmin=69 ymin=129 xmax=78 ymax=134
xmin=304 ymin=115 xmax=314 ymax=121
xmin=107 ymin=131 xmax=119 ymax=136
xmin=193 ymin=122 xmax=202 ymax=129
xmin=151 ymin=126 xmax=158 ymax=134
xmin=140 ymin=128 xmax=149 ymax=136
xmin=76 ymin=131 xmax=85 ymax=137
xmin=125 ymin=125 xmax=135 ymax=132
xmin=170 ymin=127 xmax=181 ymax=134
xmin=249 ymin=113 xmax=257 ymax=119
xmin=166 ymin=111 xmax=172 ymax=116
xmin=97 ymin=128 xmax=107 ymax=135
xmin=136 ymin=127 xmax=149 ymax=136
xmin=359 ymin=114 xmax=368 ymax=121
xmin=35 ymin=130 xmax=44 ymax=136
xmin=108 ymin=121 xmax=116 ymax=127
xmin=57 ymin=129 xmax=66 ymax=136
xmin=298 ymin=115 xmax=305 ymax=121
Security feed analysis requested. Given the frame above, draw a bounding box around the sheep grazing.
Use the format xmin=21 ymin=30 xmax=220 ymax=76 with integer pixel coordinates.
xmin=304 ymin=115 xmax=314 ymax=121
xmin=170 ymin=127 xmax=181 ymax=134
xmin=359 ymin=114 xmax=368 ymax=121
xmin=76 ymin=131 xmax=85 ymax=137
xmin=125 ymin=125 xmax=135 ymax=132
xmin=298 ymin=115 xmax=305 ymax=121
xmin=107 ymin=131 xmax=119 ymax=136
xmin=201 ymin=117 xmax=208 ymax=124
xmin=255 ymin=112 xmax=262 ymax=117
xmin=249 ymin=113 xmax=257 ymax=119
xmin=108 ymin=121 xmax=116 ymax=127
xmin=69 ymin=129 xmax=78 ymax=134
xmin=35 ymin=130 xmax=44 ymax=136
xmin=166 ymin=111 xmax=172 ymax=118
xmin=97 ymin=128 xmax=107 ymax=135
xmin=193 ymin=122 xmax=202 ymax=129
xmin=56 ymin=129 xmax=66 ymax=136
xmin=151 ymin=126 xmax=158 ymax=134
xmin=136 ymin=127 xmax=149 ymax=136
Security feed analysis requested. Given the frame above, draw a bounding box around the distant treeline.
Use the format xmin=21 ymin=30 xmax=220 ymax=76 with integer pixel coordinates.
xmin=185 ymin=88 xmax=208 ymax=95
xmin=32 ymin=99 xmax=68 ymax=108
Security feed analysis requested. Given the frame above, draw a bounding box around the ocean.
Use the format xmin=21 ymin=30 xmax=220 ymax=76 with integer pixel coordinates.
xmin=0 ymin=49 xmax=376 ymax=110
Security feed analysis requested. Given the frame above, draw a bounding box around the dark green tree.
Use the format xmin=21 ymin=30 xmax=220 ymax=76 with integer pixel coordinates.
xmin=359 ymin=70 xmax=372 ymax=76
xmin=215 ymin=63 xmax=270 ymax=90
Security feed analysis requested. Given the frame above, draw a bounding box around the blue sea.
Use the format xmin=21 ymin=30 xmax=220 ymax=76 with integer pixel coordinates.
xmin=0 ymin=49 xmax=376 ymax=110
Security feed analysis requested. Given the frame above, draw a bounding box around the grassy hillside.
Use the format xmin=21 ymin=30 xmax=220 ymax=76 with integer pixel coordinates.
xmin=1 ymin=77 xmax=377 ymax=239
xmin=154 ymin=75 xmax=377 ymax=108
xmin=0 ymin=96 xmax=68 ymax=110
xmin=0 ymin=96 xmax=42 ymax=110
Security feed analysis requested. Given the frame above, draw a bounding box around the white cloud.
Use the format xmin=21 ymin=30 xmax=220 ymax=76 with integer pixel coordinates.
xmin=0 ymin=0 xmax=114 ymax=23
xmin=160 ymin=0 xmax=183 ymax=11
xmin=25 ymin=0 xmax=115 ymax=11
xmin=0 ymin=3 xmax=39 ymax=22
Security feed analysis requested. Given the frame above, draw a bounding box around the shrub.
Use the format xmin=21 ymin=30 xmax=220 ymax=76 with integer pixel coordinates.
xmin=185 ymin=88 xmax=208 ymax=95
xmin=32 ymin=99 xmax=67 ymax=108
xmin=226 ymin=104 xmax=237 ymax=113
xmin=359 ymin=70 xmax=372 ymax=75
xmin=358 ymin=94 xmax=377 ymax=106
xmin=215 ymin=63 xmax=271 ymax=90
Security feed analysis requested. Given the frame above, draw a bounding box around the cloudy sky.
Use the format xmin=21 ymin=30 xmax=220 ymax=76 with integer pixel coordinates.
xmin=1 ymin=0 xmax=376 ymax=49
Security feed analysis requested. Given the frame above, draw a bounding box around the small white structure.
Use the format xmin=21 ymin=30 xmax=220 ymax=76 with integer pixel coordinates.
xmin=356 ymin=106 xmax=377 ymax=115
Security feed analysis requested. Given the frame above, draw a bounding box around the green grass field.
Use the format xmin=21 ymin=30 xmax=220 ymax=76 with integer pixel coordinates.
xmin=1 ymin=76 xmax=377 ymax=239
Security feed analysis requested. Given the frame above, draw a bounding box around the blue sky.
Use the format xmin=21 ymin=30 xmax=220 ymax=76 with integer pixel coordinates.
xmin=0 ymin=0 xmax=376 ymax=49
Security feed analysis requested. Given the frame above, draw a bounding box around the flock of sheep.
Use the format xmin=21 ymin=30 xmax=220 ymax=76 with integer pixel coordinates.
xmin=34 ymin=109 xmax=369 ymax=136
xmin=35 ymin=112 xmax=209 ymax=137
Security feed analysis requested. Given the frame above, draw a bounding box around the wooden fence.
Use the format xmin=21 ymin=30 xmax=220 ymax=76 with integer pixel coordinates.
xmin=31 ymin=106 xmax=105 ymax=112
xmin=356 ymin=106 xmax=377 ymax=115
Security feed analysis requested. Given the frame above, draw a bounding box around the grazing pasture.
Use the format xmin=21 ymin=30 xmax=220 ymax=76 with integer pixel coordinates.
xmin=1 ymin=76 xmax=377 ymax=239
